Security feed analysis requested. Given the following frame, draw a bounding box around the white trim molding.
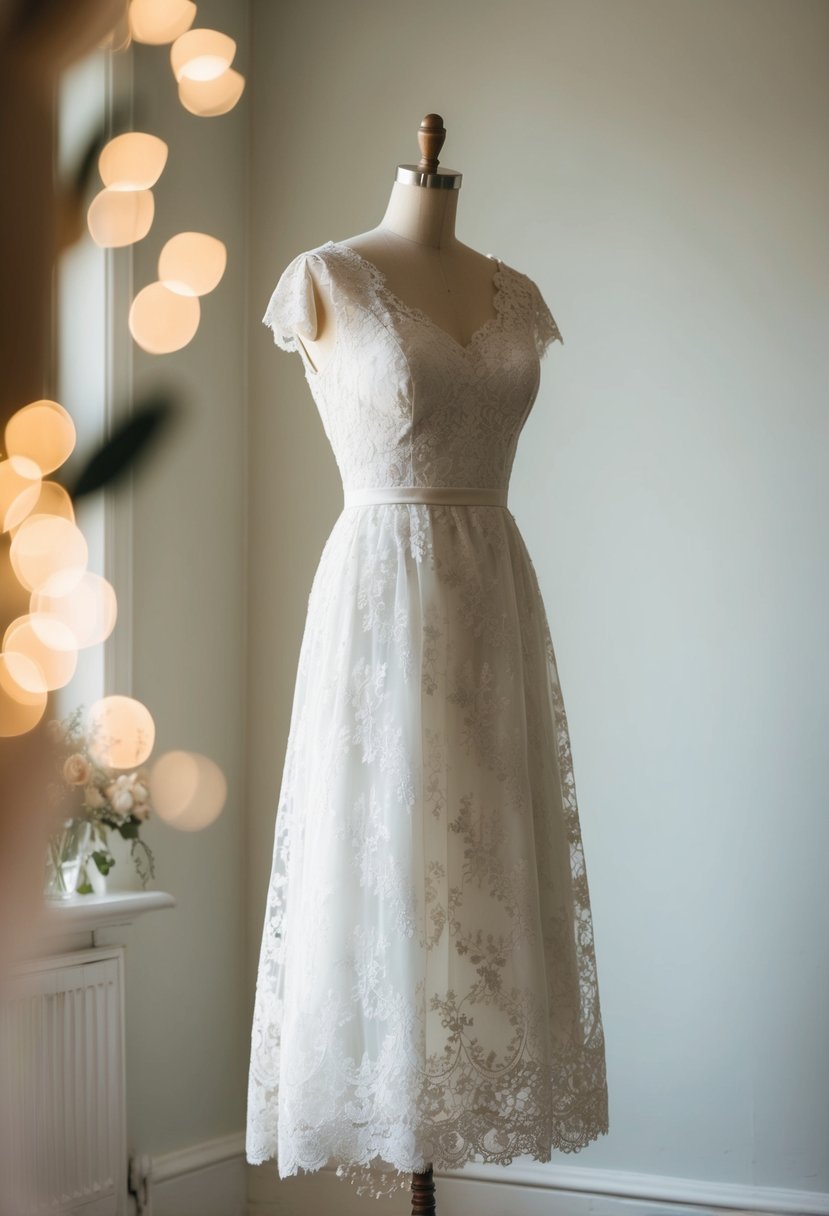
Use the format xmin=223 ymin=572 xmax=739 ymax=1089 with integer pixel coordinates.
xmin=139 ymin=1133 xmax=246 ymax=1216
xmin=245 ymin=1154 xmax=829 ymax=1216
xmin=152 ymin=1131 xmax=245 ymax=1184
xmin=442 ymin=1161 xmax=829 ymax=1216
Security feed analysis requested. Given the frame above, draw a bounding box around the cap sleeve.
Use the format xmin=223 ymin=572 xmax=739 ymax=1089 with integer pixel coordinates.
xmin=530 ymin=279 xmax=563 ymax=357
xmin=262 ymin=251 xmax=318 ymax=352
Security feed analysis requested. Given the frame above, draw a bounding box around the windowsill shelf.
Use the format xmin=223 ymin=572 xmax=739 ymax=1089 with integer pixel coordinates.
xmin=37 ymin=889 xmax=176 ymax=937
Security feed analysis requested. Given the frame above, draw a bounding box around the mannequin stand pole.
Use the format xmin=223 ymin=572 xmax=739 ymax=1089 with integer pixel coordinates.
xmin=410 ymin=1163 xmax=436 ymax=1214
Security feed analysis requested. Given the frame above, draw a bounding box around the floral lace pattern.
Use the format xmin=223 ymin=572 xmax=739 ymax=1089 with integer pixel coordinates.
xmin=262 ymin=241 xmax=562 ymax=493
xmin=248 ymin=242 xmax=607 ymax=1198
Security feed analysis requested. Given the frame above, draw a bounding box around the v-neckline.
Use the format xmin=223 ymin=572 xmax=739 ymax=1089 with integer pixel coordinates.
xmin=324 ymin=239 xmax=506 ymax=355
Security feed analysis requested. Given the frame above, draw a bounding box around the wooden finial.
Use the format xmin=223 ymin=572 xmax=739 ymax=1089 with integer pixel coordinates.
xmin=417 ymin=114 xmax=446 ymax=174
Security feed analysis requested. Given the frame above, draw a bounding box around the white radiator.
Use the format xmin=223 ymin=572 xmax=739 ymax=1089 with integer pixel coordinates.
xmin=0 ymin=945 xmax=127 ymax=1215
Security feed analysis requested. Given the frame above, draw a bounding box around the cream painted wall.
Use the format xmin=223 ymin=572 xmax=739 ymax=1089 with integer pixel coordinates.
xmin=246 ymin=0 xmax=829 ymax=1210
xmin=116 ymin=0 xmax=251 ymax=1160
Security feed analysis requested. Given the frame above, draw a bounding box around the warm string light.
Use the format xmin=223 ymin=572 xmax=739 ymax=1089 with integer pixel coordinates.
xmin=120 ymin=3 xmax=241 ymax=353
xmin=15 ymin=1 xmax=233 ymax=832
xmin=149 ymin=750 xmax=227 ymax=831
xmin=10 ymin=514 xmax=89 ymax=596
xmin=88 ymin=187 xmax=155 ymax=248
xmin=6 ymin=399 xmax=76 ymax=473
xmin=177 ymin=71 xmax=245 ymax=118
xmin=128 ymin=282 xmax=201 ymax=354
xmin=8 ymin=481 xmax=75 ymax=536
xmin=82 ymin=8 xmax=241 ymax=341
xmin=158 ymin=231 xmax=227 ymax=296
xmin=88 ymin=129 xmax=166 ymax=249
xmin=1 ymin=402 xmax=76 ymax=537
xmin=32 ymin=572 xmax=118 ymax=650
xmin=99 ymin=132 xmax=168 ymax=190
xmin=170 ymin=29 xmax=235 ymax=82
xmin=129 ymin=231 xmax=226 ymax=352
xmin=0 ymin=458 xmax=42 ymax=531
xmin=0 ymin=399 xmax=117 ymax=733
xmin=87 ymin=695 xmax=156 ymax=768
xmin=170 ymin=27 xmax=245 ymax=117
xmin=128 ymin=0 xmax=196 ymax=46
xmin=3 ymin=616 xmax=78 ymax=692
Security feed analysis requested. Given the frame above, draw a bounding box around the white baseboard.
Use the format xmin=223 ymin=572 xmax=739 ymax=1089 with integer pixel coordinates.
xmin=447 ymin=1161 xmax=829 ymax=1215
xmin=149 ymin=1132 xmax=246 ymax=1216
xmin=246 ymin=1153 xmax=829 ymax=1216
xmin=142 ymin=1131 xmax=828 ymax=1216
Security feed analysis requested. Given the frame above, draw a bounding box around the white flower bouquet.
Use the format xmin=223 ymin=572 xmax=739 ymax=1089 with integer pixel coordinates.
xmin=46 ymin=705 xmax=156 ymax=891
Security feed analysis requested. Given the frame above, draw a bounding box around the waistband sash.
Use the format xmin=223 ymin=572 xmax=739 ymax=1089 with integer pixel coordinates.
xmin=344 ymin=486 xmax=507 ymax=508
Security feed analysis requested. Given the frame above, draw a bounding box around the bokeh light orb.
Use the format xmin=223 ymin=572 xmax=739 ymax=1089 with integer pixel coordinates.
xmin=171 ymin=29 xmax=236 ymax=82
xmin=99 ymin=132 xmax=168 ymax=191
xmin=5 ymin=399 xmax=76 ymax=475
xmin=149 ymin=750 xmax=227 ymax=831
xmin=2 ymin=615 xmax=77 ymax=692
xmin=158 ymin=232 xmax=227 ymax=297
xmin=10 ymin=515 xmax=88 ymax=595
xmin=128 ymin=281 xmax=200 ymax=353
xmin=129 ymin=0 xmax=196 ymax=45
xmin=31 ymin=572 xmax=118 ymax=650
xmin=87 ymin=695 xmax=155 ymax=769
xmin=0 ymin=458 xmax=42 ymax=532
xmin=0 ymin=654 xmax=47 ymax=737
xmin=178 ymin=69 xmax=245 ymax=118
xmin=9 ymin=481 xmax=74 ymax=537
xmin=88 ymin=187 xmax=154 ymax=248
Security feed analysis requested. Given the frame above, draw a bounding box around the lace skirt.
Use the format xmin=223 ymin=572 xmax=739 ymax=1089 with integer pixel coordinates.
xmin=245 ymin=502 xmax=609 ymax=1197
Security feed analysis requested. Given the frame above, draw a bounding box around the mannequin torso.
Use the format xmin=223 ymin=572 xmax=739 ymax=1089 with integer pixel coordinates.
xmin=299 ymin=178 xmax=499 ymax=373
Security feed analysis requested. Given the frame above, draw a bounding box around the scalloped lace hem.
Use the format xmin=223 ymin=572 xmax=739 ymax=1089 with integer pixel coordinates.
xmin=246 ymin=1106 xmax=610 ymax=1199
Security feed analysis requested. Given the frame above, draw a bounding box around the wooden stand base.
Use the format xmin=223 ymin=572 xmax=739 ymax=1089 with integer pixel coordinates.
xmin=410 ymin=1163 xmax=436 ymax=1214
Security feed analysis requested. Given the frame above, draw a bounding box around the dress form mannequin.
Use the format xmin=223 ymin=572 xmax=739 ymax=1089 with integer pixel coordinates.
xmin=252 ymin=113 xmax=607 ymax=1210
xmin=308 ymin=114 xmax=482 ymax=1216
xmin=298 ymin=114 xmax=499 ymax=376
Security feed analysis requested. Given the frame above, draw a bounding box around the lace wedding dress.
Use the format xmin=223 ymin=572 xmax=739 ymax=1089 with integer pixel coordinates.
xmin=246 ymin=239 xmax=609 ymax=1198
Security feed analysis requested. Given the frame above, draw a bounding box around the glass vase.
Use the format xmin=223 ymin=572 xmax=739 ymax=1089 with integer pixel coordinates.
xmin=44 ymin=819 xmax=92 ymax=900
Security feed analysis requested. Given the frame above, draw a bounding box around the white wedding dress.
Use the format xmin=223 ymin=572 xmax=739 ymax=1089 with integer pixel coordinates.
xmin=246 ymin=239 xmax=609 ymax=1197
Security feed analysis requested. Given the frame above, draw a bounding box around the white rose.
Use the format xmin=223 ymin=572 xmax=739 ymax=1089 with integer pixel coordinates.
xmin=63 ymin=753 xmax=90 ymax=786
xmin=105 ymin=774 xmax=135 ymax=816
xmin=113 ymin=790 xmax=134 ymax=815
xmin=113 ymin=789 xmax=134 ymax=814
xmin=84 ymin=785 xmax=106 ymax=809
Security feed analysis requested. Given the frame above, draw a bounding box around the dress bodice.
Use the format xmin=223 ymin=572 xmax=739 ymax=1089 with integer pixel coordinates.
xmin=263 ymin=240 xmax=563 ymax=494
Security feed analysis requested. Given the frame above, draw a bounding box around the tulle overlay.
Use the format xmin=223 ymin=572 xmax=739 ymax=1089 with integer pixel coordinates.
xmin=246 ymin=502 xmax=608 ymax=1196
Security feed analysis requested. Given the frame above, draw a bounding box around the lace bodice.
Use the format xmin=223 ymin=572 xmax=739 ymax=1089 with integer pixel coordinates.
xmin=263 ymin=241 xmax=563 ymax=493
